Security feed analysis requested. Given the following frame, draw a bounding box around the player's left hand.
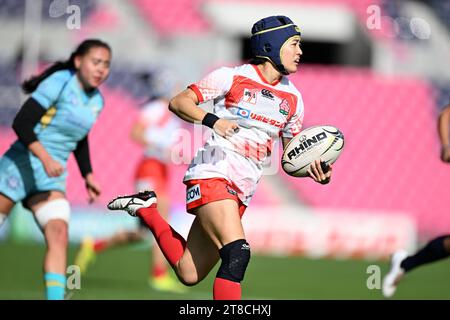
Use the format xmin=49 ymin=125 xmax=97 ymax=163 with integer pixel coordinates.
xmin=84 ymin=174 xmax=101 ymax=203
xmin=307 ymin=159 xmax=332 ymax=185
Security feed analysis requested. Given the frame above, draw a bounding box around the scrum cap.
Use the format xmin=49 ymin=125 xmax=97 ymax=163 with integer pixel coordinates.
xmin=250 ymin=16 xmax=301 ymax=75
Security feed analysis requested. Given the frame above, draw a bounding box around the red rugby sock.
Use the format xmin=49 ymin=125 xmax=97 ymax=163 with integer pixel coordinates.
xmin=137 ymin=207 xmax=186 ymax=267
xmin=93 ymin=240 xmax=108 ymax=252
xmin=152 ymin=265 xmax=168 ymax=278
xmin=213 ymin=278 xmax=241 ymax=300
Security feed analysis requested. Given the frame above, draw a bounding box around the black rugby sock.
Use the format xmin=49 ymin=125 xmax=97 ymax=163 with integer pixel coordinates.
xmin=400 ymin=235 xmax=450 ymax=272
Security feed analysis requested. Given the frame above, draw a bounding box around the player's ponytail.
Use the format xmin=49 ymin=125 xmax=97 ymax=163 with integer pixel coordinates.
xmin=21 ymin=60 xmax=72 ymax=94
xmin=22 ymin=39 xmax=111 ymax=94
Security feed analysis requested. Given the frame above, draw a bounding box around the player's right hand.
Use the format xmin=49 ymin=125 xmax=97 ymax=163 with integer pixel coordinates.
xmin=307 ymin=159 xmax=332 ymax=184
xmin=213 ymin=119 xmax=240 ymax=138
xmin=441 ymin=146 xmax=450 ymax=163
xmin=43 ymin=158 xmax=64 ymax=177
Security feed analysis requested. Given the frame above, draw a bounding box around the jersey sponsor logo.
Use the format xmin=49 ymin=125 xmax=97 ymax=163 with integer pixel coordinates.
xmin=243 ymin=89 xmax=258 ymax=104
xmin=261 ymin=89 xmax=274 ymax=100
xmin=237 ymin=107 xmax=251 ymax=119
xmin=279 ymin=99 xmax=290 ymax=117
xmin=186 ymin=184 xmax=201 ymax=204
xmin=249 ymin=112 xmax=284 ymax=128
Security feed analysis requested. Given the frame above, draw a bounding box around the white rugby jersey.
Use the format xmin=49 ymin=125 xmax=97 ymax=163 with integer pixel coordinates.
xmin=138 ymin=99 xmax=181 ymax=162
xmin=184 ymin=64 xmax=304 ymax=205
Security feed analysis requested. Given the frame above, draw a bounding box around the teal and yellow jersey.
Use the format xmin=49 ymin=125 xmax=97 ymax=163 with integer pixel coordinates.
xmin=11 ymin=70 xmax=104 ymax=163
xmin=0 ymin=70 xmax=104 ymax=201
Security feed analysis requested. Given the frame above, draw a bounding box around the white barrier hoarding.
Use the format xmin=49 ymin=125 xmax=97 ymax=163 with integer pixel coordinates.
xmin=243 ymin=207 xmax=417 ymax=260
xmin=1 ymin=204 xmax=417 ymax=261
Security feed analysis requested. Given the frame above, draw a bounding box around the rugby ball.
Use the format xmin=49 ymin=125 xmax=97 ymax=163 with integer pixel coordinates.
xmin=281 ymin=125 xmax=344 ymax=177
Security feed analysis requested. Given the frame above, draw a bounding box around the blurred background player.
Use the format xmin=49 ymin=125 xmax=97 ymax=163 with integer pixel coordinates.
xmin=74 ymin=68 xmax=186 ymax=293
xmin=382 ymin=102 xmax=450 ymax=298
xmin=0 ymin=39 xmax=111 ymax=300
xmin=108 ymin=15 xmax=332 ymax=300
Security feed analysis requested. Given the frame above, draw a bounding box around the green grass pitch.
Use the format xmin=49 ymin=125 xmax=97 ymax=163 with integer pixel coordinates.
xmin=0 ymin=242 xmax=449 ymax=300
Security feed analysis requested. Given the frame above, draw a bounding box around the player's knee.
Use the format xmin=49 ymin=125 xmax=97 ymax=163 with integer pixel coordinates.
xmin=216 ymin=239 xmax=251 ymax=283
xmin=178 ymin=274 xmax=199 ymax=287
xmin=0 ymin=212 xmax=8 ymax=226
xmin=126 ymin=231 xmax=143 ymax=242
xmin=45 ymin=220 xmax=69 ymax=248
xmin=35 ymin=198 xmax=70 ymax=229
xmin=175 ymin=266 xmax=201 ymax=286
xmin=115 ymin=231 xmax=133 ymax=242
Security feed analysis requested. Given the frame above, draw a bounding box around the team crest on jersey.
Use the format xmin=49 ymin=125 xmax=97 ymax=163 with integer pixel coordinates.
xmin=186 ymin=184 xmax=201 ymax=204
xmin=237 ymin=107 xmax=251 ymax=119
xmin=243 ymin=89 xmax=258 ymax=104
xmin=6 ymin=175 xmax=20 ymax=190
xmin=279 ymin=99 xmax=290 ymax=117
xmin=91 ymin=105 xmax=101 ymax=117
